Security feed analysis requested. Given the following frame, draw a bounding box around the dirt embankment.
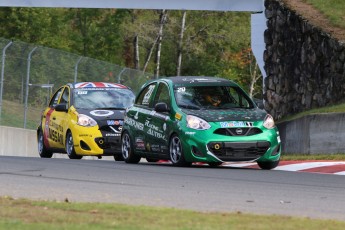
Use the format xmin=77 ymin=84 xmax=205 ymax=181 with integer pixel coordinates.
xmin=282 ymin=0 xmax=345 ymax=42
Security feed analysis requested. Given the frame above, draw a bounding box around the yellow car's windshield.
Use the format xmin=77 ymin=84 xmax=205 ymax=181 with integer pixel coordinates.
xmin=73 ymin=88 xmax=135 ymax=109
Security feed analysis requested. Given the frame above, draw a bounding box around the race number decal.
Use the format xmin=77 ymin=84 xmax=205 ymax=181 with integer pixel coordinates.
xmin=142 ymin=85 xmax=155 ymax=105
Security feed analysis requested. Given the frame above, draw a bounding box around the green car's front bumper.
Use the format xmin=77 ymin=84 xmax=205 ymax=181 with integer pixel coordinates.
xmin=178 ymin=121 xmax=281 ymax=164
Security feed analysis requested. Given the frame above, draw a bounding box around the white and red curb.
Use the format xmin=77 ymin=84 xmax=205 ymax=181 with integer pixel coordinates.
xmin=156 ymin=160 xmax=345 ymax=175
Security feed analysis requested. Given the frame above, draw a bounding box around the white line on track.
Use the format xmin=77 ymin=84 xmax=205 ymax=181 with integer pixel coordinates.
xmin=222 ymin=162 xmax=257 ymax=167
xmin=274 ymin=162 xmax=345 ymax=171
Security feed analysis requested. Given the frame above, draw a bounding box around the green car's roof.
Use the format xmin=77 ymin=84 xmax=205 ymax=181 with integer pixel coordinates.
xmin=158 ymin=76 xmax=239 ymax=87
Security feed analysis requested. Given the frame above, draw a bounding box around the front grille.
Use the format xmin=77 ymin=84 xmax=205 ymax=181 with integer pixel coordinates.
xmin=99 ymin=125 xmax=122 ymax=133
xmin=214 ymin=128 xmax=262 ymax=136
xmin=208 ymin=141 xmax=270 ymax=161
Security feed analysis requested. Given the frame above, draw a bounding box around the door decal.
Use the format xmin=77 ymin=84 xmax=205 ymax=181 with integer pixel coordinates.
xmin=44 ymin=108 xmax=54 ymax=147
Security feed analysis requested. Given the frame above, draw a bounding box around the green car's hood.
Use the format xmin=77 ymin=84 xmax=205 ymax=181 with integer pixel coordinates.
xmin=181 ymin=108 xmax=267 ymax=122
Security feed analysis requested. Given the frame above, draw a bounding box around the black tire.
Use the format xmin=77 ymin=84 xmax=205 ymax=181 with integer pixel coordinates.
xmin=66 ymin=131 xmax=82 ymax=159
xmin=208 ymin=162 xmax=223 ymax=167
xmin=37 ymin=130 xmax=53 ymax=158
xmin=114 ymin=154 xmax=124 ymax=161
xmin=257 ymin=160 xmax=280 ymax=170
xmin=169 ymin=134 xmax=191 ymax=167
xmin=121 ymin=132 xmax=141 ymax=163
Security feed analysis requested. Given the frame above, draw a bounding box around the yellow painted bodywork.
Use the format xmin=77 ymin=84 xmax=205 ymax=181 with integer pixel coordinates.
xmin=42 ymin=105 xmax=105 ymax=156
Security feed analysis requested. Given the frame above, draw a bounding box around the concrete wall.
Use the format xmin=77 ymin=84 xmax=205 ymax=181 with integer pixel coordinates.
xmin=277 ymin=113 xmax=345 ymax=154
xmin=0 ymin=126 xmax=38 ymax=157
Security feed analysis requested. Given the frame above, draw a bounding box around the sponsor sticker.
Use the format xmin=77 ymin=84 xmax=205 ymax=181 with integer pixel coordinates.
xmin=160 ymin=145 xmax=168 ymax=152
xmin=77 ymin=91 xmax=88 ymax=95
xmin=105 ymin=133 xmax=120 ymax=137
xmin=185 ymin=132 xmax=196 ymax=135
xmin=125 ymin=117 xmax=144 ymax=131
xmin=151 ymin=144 xmax=160 ymax=152
xmin=147 ymin=128 xmax=167 ymax=140
xmin=145 ymin=120 xmax=161 ymax=132
xmin=135 ymin=137 xmax=145 ymax=150
xmin=48 ymin=120 xmax=64 ymax=145
xmin=107 ymin=120 xmax=124 ymax=126
xmin=219 ymin=121 xmax=254 ymax=128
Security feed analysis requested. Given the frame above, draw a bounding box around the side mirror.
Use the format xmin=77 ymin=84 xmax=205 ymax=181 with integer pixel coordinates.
xmin=154 ymin=102 xmax=170 ymax=113
xmin=55 ymin=103 xmax=68 ymax=112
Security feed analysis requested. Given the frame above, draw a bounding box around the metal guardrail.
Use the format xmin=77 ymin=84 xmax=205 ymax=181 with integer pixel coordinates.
xmin=0 ymin=37 xmax=155 ymax=129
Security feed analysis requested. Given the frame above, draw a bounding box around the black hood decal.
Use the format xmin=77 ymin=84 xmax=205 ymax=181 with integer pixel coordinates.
xmin=182 ymin=108 xmax=267 ymax=122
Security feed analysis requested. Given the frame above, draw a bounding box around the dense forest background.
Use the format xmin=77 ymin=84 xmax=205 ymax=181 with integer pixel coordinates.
xmin=0 ymin=8 xmax=262 ymax=97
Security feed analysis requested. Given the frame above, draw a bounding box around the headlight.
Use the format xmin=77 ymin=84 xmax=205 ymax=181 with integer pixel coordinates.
xmin=186 ymin=115 xmax=210 ymax=130
xmin=77 ymin=114 xmax=97 ymax=127
xmin=263 ymin=114 xmax=275 ymax=129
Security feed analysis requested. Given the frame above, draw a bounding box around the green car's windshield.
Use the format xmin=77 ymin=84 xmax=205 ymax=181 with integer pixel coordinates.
xmin=73 ymin=88 xmax=135 ymax=109
xmin=174 ymin=85 xmax=254 ymax=110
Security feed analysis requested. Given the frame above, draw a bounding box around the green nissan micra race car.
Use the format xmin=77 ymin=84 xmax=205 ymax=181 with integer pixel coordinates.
xmin=121 ymin=76 xmax=281 ymax=169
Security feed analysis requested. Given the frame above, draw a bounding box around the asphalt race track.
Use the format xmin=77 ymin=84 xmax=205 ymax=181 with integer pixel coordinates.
xmin=1 ymin=156 xmax=345 ymax=221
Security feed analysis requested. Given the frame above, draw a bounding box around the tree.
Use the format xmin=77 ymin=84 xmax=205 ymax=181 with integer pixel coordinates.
xmin=0 ymin=8 xmax=70 ymax=49
xmin=176 ymin=11 xmax=187 ymax=76
xmin=0 ymin=8 xmax=259 ymax=92
xmin=118 ymin=10 xmax=163 ymax=72
xmin=67 ymin=8 xmax=103 ymax=57
xmin=220 ymin=48 xmax=262 ymax=97
xmin=247 ymin=52 xmax=262 ymax=98
xmin=154 ymin=10 xmax=168 ymax=78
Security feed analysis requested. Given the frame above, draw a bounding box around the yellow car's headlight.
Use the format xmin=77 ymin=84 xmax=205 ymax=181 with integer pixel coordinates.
xmin=77 ymin=114 xmax=97 ymax=127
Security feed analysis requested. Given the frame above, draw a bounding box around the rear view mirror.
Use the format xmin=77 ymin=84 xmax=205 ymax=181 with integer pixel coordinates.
xmin=155 ymin=102 xmax=170 ymax=113
xmin=55 ymin=103 xmax=68 ymax=112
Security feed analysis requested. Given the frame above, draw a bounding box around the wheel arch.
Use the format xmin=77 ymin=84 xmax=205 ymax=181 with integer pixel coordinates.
xmin=65 ymin=128 xmax=72 ymax=146
xmin=120 ymin=128 xmax=131 ymax=142
xmin=168 ymin=131 xmax=179 ymax=143
xmin=37 ymin=125 xmax=42 ymax=138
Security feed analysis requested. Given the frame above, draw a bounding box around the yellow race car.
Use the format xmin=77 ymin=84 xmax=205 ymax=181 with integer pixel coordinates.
xmin=37 ymin=82 xmax=135 ymax=160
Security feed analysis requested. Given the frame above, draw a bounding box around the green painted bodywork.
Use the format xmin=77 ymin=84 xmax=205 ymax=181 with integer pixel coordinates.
xmin=123 ymin=77 xmax=281 ymax=166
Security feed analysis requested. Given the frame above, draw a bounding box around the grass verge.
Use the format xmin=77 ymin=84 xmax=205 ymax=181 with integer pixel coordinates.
xmin=0 ymin=100 xmax=42 ymax=130
xmin=1 ymin=196 xmax=345 ymax=229
xmin=304 ymin=0 xmax=345 ymax=29
xmin=277 ymin=102 xmax=345 ymax=123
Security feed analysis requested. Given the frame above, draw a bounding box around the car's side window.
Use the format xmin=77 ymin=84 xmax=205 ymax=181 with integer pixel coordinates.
xmin=49 ymin=88 xmax=63 ymax=108
xmin=60 ymin=87 xmax=70 ymax=106
xmin=135 ymin=84 xmax=156 ymax=107
xmin=152 ymin=83 xmax=170 ymax=109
